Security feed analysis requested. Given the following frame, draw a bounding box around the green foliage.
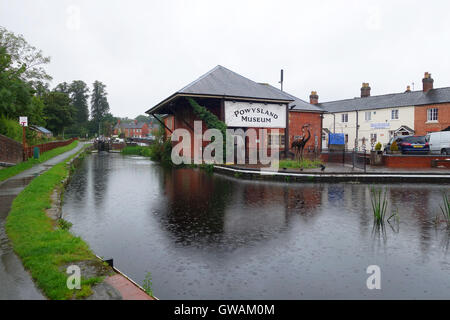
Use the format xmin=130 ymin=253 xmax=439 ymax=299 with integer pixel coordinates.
xmin=42 ymin=91 xmax=76 ymax=136
xmin=0 ymin=116 xmax=22 ymax=141
xmin=0 ymin=47 xmax=33 ymax=119
xmin=278 ymin=159 xmax=322 ymax=169
xmin=390 ymin=140 xmax=399 ymax=151
xmin=69 ymin=80 xmax=90 ymax=124
xmin=142 ymin=272 xmax=154 ymax=296
xmin=121 ymin=145 xmax=152 ymax=157
xmin=5 ymin=146 xmax=103 ymax=299
xmin=90 ymin=80 xmax=110 ymax=135
xmin=58 ymin=219 xmax=73 ymax=231
xmin=370 ymin=188 xmax=388 ymax=224
xmin=149 ymin=126 xmax=173 ymax=164
xmin=375 ymin=142 xmax=382 ymax=151
xmin=187 ymin=97 xmax=227 ymax=161
xmin=0 ymin=140 xmax=78 ymax=182
xmin=0 ymin=26 xmax=52 ymax=85
xmin=440 ymin=193 xmax=450 ymax=227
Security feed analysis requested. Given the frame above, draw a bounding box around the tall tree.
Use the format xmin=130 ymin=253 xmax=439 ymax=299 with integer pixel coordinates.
xmin=0 ymin=46 xmax=32 ymax=119
xmin=54 ymin=82 xmax=70 ymax=95
xmin=42 ymin=91 xmax=75 ymax=137
xmin=69 ymin=80 xmax=90 ymax=124
xmin=90 ymin=80 xmax=109 ymax=135
xmin=0 ymin=26 xmax=51 ymax=89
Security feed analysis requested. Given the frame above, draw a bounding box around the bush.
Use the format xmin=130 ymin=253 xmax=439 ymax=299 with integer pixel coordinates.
xmin=390 ymin=140 xmax=399 ymax=151
xmin=0 ymin=117 xmax=22 ymax=142
xmin=375 ymin=142 xmax=382 ymax=151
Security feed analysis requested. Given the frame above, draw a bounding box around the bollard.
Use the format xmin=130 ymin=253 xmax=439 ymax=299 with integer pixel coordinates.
xmin=33 ymin=147 xmax=40 ymax=159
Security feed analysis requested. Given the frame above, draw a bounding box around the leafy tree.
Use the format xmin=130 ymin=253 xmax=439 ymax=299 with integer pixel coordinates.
xmin=135 ymin=114 xmax=150 ymax=123
xmin=54 ymin=82 xmax=70 ymax=94
xmin=90 ymin=80 xmax=109 ymax=134
xmin=0 ymin=26 xmax=51 ymax=88
xmin=69 ymin=80 xmax=90 ymax=124
xmin=42 ymin=91 xmax=75 ymax=137
xmin=101 ymin=112 xmax=117 ymax=136
xmin=0 ymin=47 xmax=32 ymax=119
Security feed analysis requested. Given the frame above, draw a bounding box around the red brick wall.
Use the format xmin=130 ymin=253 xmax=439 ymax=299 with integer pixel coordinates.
xmin=288 ymin=111 xmax=322 ymax=153
xmin=383 ymin=155 xmax=450 ymax=168
xmin=141 ymin=123 xmax=149 ymax=137
xmin=0 ymin=134 xmax=23 ymax=164
xmin=414 ymin=103 xmax=450 ymax=135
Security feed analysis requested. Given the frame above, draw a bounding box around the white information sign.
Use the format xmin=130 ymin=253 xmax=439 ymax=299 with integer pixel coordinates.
xmin=224 ymin=101 xmax=286 ymax=128
xmin=19 ymin=116 xmax=28 ymax=127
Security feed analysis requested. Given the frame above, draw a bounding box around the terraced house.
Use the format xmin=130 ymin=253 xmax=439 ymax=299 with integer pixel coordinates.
xmin=320 ymin=72 xmax=450 ymax=150
xmin=113 ymin=120 xmax=150 ymax=138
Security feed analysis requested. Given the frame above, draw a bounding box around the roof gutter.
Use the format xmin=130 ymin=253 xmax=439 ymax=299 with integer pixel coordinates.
xmin=146 ymin=93 xmax=294 ymax=115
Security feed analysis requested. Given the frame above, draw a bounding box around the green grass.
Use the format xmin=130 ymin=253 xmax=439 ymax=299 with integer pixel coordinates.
xmin=5 ymin=145 xmax=104 ymax=300
xmin=277 ymin=159 xmax=322 ymax=169
xmin=370 ymin=188 xmax=389 ymax=225
xmin=120 ymin=145 xmax=151 ymax=157
xmin=440 ymin=193 xmax=450 ymax=227
xmin=0 ymin=140 xmax=79 ymax=182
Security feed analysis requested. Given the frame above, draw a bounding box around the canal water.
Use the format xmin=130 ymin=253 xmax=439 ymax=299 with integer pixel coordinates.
xmin=62 ymin=152 xmax=450 ymax=299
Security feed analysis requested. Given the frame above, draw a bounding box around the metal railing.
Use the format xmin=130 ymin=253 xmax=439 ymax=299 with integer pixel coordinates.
xmin=324 ymin=148 xmax=367 ymax=172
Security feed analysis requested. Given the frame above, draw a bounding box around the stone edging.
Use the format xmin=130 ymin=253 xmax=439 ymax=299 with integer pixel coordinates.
xmin=213 ymin=165 xmax=450 ymax=184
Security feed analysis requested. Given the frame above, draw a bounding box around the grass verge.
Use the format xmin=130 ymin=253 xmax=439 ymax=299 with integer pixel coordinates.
xmin=5 ymin=144 xmax=106 ymax=299
xmin=278 ymin=159 xmax=322 ymax=169
xmin=120 ymin=145 xmax=151 ymax=157
xmin=0 ymin=140 xmax=79 ymax=182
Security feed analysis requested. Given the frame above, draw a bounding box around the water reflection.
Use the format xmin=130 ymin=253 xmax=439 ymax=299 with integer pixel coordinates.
xmin=62 ymin=154 xmax=450 ymax=299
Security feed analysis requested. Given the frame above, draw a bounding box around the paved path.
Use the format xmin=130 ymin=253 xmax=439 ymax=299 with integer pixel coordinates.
xmin=0 ymin=142 xmax=86 ymax=300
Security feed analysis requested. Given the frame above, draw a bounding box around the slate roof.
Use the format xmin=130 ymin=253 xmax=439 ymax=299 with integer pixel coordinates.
xmin=114 ymin=122 xmax=146 ymax=129
xmin=32 ymin=126 xmax=52 ymax=134
xmin=146 ymin=65 xmax=294 ymax=114
xmin=259 ymin=83 xmax=324 ymax=112
xmin=319 ymin=87 xmax=450 ymax=113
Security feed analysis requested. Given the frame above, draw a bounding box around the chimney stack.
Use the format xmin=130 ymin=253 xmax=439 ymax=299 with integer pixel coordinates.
xmin=361 ymin=83 xmax=371 ymax=97
xmin=405 ymin=85 xmax=411 ymax=93
xmin=309 ymin=91 xmax=319 ymax=105
xmin=422 ymin=72 xmax=434 ymax=92
xmin=134 ymin=119 xmax=138 ymax=125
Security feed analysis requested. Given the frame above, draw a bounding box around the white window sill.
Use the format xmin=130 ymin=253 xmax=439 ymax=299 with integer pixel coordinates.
xmin=426 ymin=120 xmax=438 ymax=123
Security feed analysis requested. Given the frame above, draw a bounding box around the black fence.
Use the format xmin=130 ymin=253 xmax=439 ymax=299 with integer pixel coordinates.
xmin=325 ymin=148 xmax=368 ymax=172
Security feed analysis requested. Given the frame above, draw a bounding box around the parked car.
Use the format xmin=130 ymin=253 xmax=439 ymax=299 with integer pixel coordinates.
xmin=425 ymin=131 xmax=450 ymax=155
xmin=385 ymin=136 xmax=429 ymax=154
xmin=399 ymin=136 xmax=430 ymax=154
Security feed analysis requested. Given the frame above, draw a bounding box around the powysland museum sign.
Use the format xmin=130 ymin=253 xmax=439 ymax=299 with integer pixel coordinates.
xmin=224 ymin=101 xmax=286 ymax=128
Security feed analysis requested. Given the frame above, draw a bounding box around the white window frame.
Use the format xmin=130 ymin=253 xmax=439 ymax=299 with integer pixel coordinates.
xmin=427 ymin=108 xmax=438 ymax=122
xmin=341 ymin=113 xmax=348 ymax=123
xmin=365 ymin=111 xmax=371 ymax=121
xmin=391 ymin=109 xmax=399 ymax=120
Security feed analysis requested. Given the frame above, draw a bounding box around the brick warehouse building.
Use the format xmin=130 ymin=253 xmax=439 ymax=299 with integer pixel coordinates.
xmin=145 ymin=65 xmax=324 ymax=161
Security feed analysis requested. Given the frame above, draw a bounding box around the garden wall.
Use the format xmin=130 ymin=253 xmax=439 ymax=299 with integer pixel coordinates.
xmin=0 ymin=134 xmax=23 ymax=165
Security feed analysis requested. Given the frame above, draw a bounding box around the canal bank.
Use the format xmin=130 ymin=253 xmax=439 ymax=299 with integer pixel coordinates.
xmin=2 ymin=144 xmax=154 ymax=300
xmin=213 ymin=164 xmax=450 ymax=184
xmin=0 ymin=141 xmax=86 ymax=300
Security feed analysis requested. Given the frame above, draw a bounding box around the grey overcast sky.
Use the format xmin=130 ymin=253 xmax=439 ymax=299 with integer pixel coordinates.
xmin=1 ymin=0 xmax=449 ymax=118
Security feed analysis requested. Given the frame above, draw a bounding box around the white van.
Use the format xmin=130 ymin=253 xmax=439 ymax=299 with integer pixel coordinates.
xmin=426 ymin=131 xmax=450 ymax=154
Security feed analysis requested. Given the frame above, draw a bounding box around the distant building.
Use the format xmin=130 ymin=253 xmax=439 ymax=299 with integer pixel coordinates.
xmin=321 ymin=73 xmax=450 ymax=149
xmin=30 ymin=126 xmax=53 ymax=138
xmin=113 ymin=120 xmax=149 ymax=138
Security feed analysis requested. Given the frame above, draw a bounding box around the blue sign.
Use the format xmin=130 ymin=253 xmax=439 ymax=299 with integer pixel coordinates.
xmin=329 ymin=133 xmax=345 ymax=145
xmin=370 ymin=123 xmax=390 ymax=129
